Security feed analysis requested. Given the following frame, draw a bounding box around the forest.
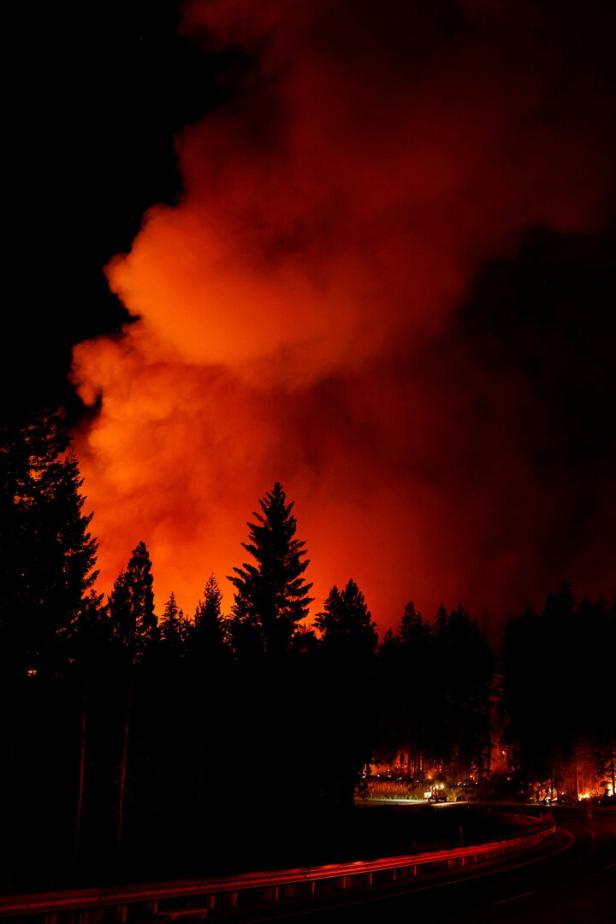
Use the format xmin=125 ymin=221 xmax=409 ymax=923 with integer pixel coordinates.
xmin=1 ymin=410 xmax=614 ymax=889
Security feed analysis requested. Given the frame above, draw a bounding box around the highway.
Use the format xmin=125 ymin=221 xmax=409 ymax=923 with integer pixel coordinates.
xmin=230 ymin=807 xmax=615 ymax=924
xmin=1 ymin=805 xmax=612 ymax=921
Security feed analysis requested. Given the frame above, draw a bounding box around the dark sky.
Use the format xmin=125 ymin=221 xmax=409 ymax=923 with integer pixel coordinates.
xmin=5 ymin=0 xmax=227 ymax=417
xmin=6 ymin=0 xmax=616 ymax=626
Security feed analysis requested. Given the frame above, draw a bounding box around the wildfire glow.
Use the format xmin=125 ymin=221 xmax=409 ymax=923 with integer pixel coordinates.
xmin=72 ymin=1 xmax=615 ymax=622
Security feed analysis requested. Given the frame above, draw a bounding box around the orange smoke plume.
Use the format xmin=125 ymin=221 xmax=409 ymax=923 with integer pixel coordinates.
xmin=72 ymin=1 xmax=615 ymax=625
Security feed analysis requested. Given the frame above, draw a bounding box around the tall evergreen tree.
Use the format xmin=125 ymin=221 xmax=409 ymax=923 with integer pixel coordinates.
xmin=108 ymin=541 xmax=157 ymax=852
xmin=159 ymin=592 xmax=186 ymax=657
xmin=377 ymin=601 xmax=435 ymax=777
xmin=229 ymin=483 xmax=312 ymax=655
xmin=68 ymin=588 xmax=109 ymax=862
xmin=444 ymin=604 xmax=494 ymax=775
xmin=193 ymin=574 xmax=226 ymax=655
xmin=109 ymin=541 xmax=157 ymax=659
xmin=316 ymin=579 xmax=378 ymax=804
xmin=398 ymin=600 xmax=427 ymax=646
xmin=435 ymin=602 xmax=449 ymax=640
xmin=316 ymin=580 xmax=378 ymax=657
xmin=0 ymin=410 xmax=98 ymax=676
xmin=186 ymin=574 xmax=232 ymax=824
xmin=0 ymin=410 xmax=98 ymax=880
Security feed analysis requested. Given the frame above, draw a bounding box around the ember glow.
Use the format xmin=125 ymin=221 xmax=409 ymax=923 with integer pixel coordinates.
xmin=72 ymin=1 xmax=616 ymax=621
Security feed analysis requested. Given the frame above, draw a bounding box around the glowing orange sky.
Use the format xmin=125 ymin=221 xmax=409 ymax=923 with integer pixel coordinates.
xmin=72 ymin=1 xmax=615 ymax=628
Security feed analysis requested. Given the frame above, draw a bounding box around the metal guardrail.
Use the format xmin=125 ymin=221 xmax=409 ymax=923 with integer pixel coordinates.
xmin=1 ymin=818 xmax=556 ymax=922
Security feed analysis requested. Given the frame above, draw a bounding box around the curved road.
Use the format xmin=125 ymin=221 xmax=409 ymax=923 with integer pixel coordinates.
xmin=235 ymin=807 xmax=615 ymax=924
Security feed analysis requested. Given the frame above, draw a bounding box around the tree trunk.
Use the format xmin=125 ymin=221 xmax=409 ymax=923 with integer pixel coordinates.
xmin=116 ymin=675 xmax=132 ymax=853
xmin=73 ymin=677 xmax=88 ymax=863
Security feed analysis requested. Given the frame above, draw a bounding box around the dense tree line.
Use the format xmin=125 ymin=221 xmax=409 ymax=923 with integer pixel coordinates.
xmin=376 ymin=602 xmax=494 ymax=781
xmin=1 ymin=411 xmax=613 ymax=888
xmin=501 ymin=584 xmax=616 ymax=798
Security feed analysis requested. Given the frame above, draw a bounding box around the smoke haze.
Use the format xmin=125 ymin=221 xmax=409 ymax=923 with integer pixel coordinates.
xmin=72 ymin=0 xmax=616 ymax=627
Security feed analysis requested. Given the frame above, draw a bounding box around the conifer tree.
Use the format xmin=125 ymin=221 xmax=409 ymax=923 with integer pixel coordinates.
xmin=69 ymin=588 xmax=109 ymax=861
xmin=398 ymin=601 xmax=430 ymax=647
xmin=160 ymin=591 xmax=186 ymax=657
xmin=394 ymin=601 xmax=434 ymax=776
xmin=108 ymin=541 xmax=157 ymax=851
xmin=0 ymin=410 xmax=98 ymax=676
xmin=435 ymin=602 xmax=449 ymax=639
xmin=109 ymin=541 xmax=157 ymax=659
xmin=0 ymin=410 xmax=99 ymax=872
xmin=188 ymin=574 xmax=231 ymax=816
xmin=108 ymin=571 xmax=132 ymax=648
xmin=316 ymin=579 xmax=378 ymax=657
xmin=445 ymin=604 xmax=494 ymax=774
xmin=315 ymin=579 xmax=378 ymax=803
xmin=229 ymin=483 xmax=312 ymax=655
xmin=194 ymin=574 xmax=225 ymax=654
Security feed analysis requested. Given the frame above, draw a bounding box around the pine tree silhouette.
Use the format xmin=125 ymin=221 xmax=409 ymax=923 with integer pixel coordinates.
xmin=193 ymin=574 xmax=226 ymax=655
xmin=0 ymin=410 xmax=97 ymax=677
xmin=108 ymin=540 xmax=157 ymax=852
xmin=0 ymin=410 xmax=99 ymax=875
xmin=316 ymin=579 xmax=378 ymax=805
xmin=316 ymin=579 xmax=378 ymax=657
xmin=160 ymin=591 xmax=186 ymax=656
xmin=109 ymin=541 xmax=157 ymax=660
xmin=229 ymin=483 xmax=312 ymax=656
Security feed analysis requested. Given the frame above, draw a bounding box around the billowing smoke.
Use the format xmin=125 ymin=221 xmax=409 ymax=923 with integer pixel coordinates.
xmin=72 ymin=0 xmax=616 ymax=627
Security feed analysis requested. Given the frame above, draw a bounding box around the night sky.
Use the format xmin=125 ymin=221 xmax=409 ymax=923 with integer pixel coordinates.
xmin=8 ymin=0 xmax=616 ymax=630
